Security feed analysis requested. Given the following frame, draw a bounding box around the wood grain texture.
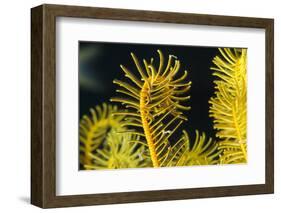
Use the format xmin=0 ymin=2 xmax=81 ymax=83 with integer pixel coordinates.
xmin=265 ymin=20 xmax=274 ymax=193
xmin=31 ymin=4 xmax=274 ymax=208
xmin=31 ymin=5 xmax=43 ymax=207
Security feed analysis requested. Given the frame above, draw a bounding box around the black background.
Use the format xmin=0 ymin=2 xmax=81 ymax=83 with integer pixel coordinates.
xmin=79 ymin=41 xmax=220 ymax=142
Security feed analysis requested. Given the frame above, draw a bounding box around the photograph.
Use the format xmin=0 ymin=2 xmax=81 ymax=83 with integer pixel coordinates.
xmin=78 ymin=42 xmax=247 ymax=170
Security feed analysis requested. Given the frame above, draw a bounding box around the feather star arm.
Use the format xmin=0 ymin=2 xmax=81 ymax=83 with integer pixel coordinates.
xmin=167 ymin=130 xmax=221 ymax=166
xmin=79 ymin=103 xmax=127 ymax=169
xmin=209 ymin=48 xmax=247 ymax=164
xmin=111 ymin=49 xmax=192 ymax=167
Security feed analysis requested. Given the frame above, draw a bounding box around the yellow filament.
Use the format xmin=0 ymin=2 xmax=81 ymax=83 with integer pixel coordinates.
xmin=232 ymin=103 xmax=247 ymax=160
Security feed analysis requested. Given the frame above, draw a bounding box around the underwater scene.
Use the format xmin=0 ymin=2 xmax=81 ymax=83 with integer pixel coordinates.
xmin=79 ymin=42 xmax=247 ymax=170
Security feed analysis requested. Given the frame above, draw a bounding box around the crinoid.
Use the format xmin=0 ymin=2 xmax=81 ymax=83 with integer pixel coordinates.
xmin=169 ymin=130 xmax=221 ymax=166
xmin=79 ymin=103 xmax=127 ymax=169
xmin=111 ymin=49 xmax=192 ymax=167
xmin=209 ymin=48 xmax=247 ymax=164
xmin=85 ymin=130 xmax=151 ymax=170
xmin=80 ymin=103 xmax=152 ymax=169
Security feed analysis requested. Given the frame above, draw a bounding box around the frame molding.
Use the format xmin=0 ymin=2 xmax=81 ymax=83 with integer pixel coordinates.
xmin=31 ymin=4 xmax=274 ymax=208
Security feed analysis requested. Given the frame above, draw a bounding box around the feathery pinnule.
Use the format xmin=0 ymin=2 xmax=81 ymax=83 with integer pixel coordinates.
xmin=209 ymin=48 xmax=247 ymax=164
xmin=79 ymin=103 xmax=149 ymax=169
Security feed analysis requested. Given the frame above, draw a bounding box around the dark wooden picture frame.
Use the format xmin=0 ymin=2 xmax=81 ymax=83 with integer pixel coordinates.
xmin=31 ymin=4 xmax=274 ymax=208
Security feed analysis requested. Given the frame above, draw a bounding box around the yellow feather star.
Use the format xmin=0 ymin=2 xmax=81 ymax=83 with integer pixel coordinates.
xmin=80 ymin=49 xmax=229 ymax=169
xmin=79 ymin=103 xmax=127 ymax=169
xmin=111 ymin=49 xmax=193 ymax=167
xmin=209 ymin=48 xmax=247 ymax=164
xmin=85 ymin=131 xmax=152 ymax=170
xmin=169 ymin=130 xmax=221 ymax=166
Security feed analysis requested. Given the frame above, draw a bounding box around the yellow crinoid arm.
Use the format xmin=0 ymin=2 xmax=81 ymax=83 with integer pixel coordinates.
xmin=167 ymin=130 xmax=221 ymax=166
xmin=209 ymin=48 xmax=247 ymax=164
xmin=111 ymin=49 xmax=191 ymax=167
xmin=85 ymin=131 xmax=152 ymax=170
xmin=79 ymin=103 xmax=126 ymax=169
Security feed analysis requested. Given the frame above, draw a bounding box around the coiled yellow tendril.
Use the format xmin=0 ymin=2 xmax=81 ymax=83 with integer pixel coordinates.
xmin=79 ymin=103 xmax=126 ymax=169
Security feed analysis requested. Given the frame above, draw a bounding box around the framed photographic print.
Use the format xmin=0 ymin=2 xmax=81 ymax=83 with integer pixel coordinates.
xmin=31 ymin=4 xmax=274 ymax=208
